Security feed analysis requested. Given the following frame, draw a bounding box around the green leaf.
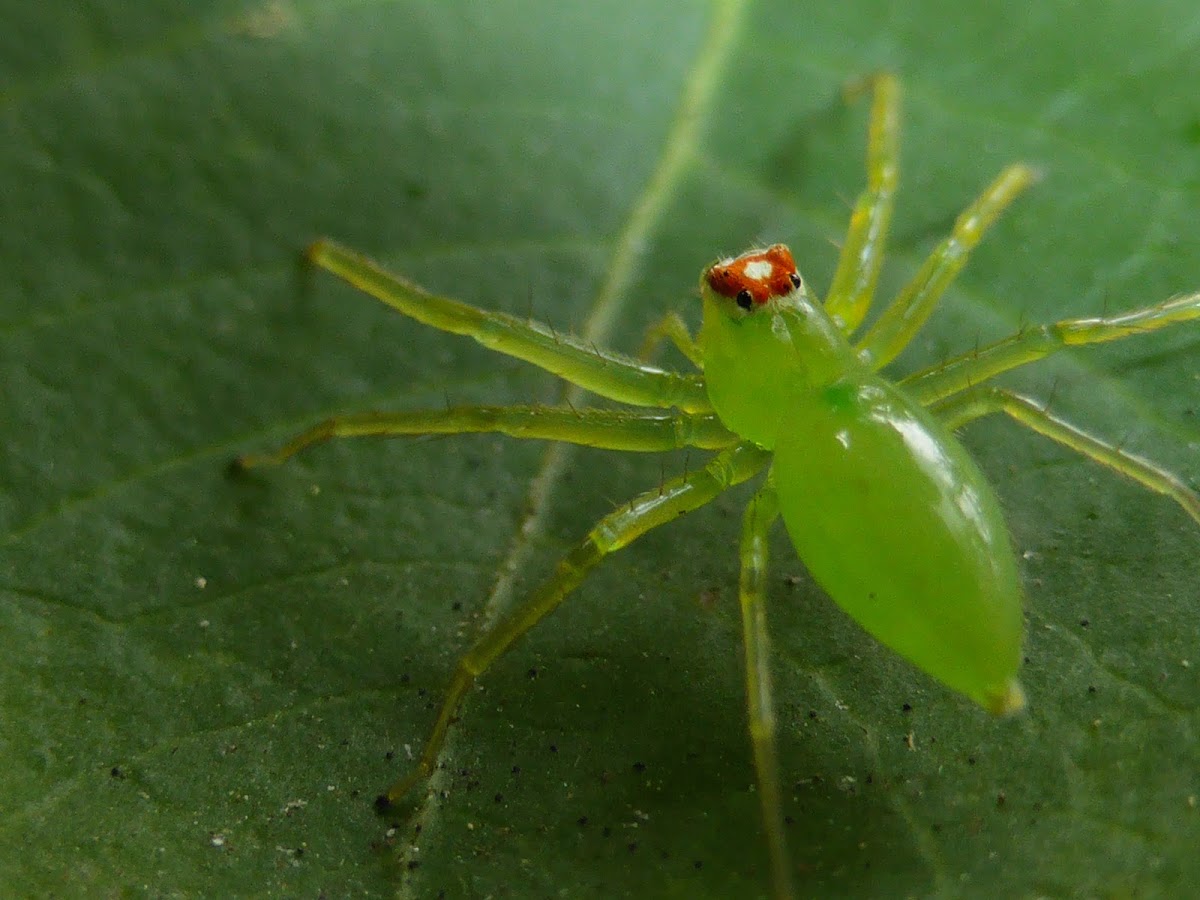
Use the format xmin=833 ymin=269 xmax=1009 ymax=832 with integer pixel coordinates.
xmin=3 ymin=0 xmax=1198 ymax=896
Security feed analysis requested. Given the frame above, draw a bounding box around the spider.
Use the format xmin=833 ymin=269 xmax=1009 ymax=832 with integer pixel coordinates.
xmin=237 ymin=74 xmax=1199 ymax=898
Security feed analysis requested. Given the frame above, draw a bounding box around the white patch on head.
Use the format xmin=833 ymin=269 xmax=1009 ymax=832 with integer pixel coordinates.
xmin=743 ymin=259 xmax=774 ymax=281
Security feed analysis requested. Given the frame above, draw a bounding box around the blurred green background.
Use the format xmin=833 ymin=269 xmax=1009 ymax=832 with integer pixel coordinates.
xmin=2 ymin=1 xmax=1199 ymax=896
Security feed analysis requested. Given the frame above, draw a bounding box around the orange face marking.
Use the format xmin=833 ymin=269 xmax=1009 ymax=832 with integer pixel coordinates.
xmin=704 ymin=244 xmax=801 ymax=309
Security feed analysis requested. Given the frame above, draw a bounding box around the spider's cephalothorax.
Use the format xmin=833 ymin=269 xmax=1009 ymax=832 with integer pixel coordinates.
xmin=699 ymin=244 xmax=859 ymax=449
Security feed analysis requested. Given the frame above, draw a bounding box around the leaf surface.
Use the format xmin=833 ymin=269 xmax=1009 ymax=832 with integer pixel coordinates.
xmin=2 ymin=1 xmax=1199 ymax=896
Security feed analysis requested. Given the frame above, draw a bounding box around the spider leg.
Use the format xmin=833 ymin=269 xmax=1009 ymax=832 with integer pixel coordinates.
xmin=902 ymin=291 xmax=1200 ymax=405
xmin=235 ymin=406 xmax=738 ymax=468
xmin=855 ymin=164 xmax=1038 ymax=369
xmin=637 ymin=311 xmax=704 ymax=367
xmin=824 ymin=72 xmax=899 ymax=336
xmin=736 ymin=472 xmax=793 ymax=900
xmin=308 ymin=239 xmax=712 ymax=412
xmin=933 ymin=386 xmax=1200 ymax=525
xmin=379 ymin=441 xmax=772 ymax=805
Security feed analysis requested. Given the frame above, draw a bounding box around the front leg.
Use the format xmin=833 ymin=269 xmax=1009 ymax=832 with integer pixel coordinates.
xmin=308 ymin=239 xmax=712 ymax=412
xmin=823 ymin=72 xmax=900 ymax=336
xmin=855 ymin=163 xmax=1038 ymax=370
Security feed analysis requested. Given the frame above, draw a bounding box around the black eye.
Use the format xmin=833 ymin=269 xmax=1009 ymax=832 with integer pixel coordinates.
xmin=789 ymin=272 xmax=802 ymax=289
xmin=735 ymin=289 xmax=754 ymax=310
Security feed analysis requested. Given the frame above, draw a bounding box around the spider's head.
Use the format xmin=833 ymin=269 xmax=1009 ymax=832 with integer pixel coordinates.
xmin=697 ymin=243 xmax=856 ymax=449
xmin=701 ymin=244 xmax=806 ymax=314
xmin=696 ymin=244 xmax=813 ymax=448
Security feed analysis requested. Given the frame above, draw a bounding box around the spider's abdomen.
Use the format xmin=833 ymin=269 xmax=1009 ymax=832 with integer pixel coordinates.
xmin=773 ymin=375 xmax=1025 ymax=714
